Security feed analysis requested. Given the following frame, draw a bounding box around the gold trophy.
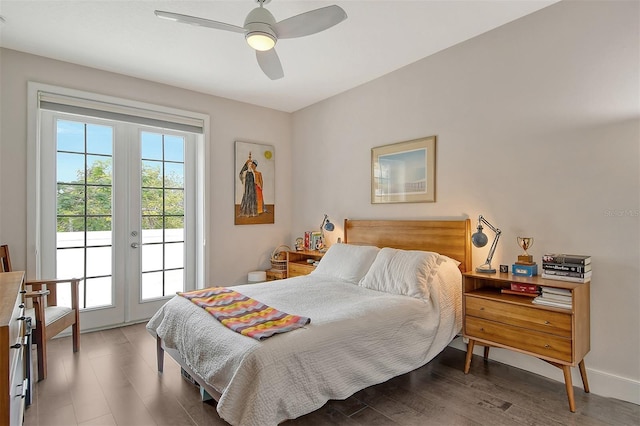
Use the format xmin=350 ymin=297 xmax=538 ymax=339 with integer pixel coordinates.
xmin=516 ymin=237 xmax=535 ymax=265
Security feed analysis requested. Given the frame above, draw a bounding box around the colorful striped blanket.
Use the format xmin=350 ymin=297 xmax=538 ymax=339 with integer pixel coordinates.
xmin=178 ymin=287 xmax=310 ymax=340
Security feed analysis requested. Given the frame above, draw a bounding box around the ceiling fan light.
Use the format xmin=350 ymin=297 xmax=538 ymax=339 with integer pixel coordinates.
xmin=246 ymin=32 xmax=276 ymax=51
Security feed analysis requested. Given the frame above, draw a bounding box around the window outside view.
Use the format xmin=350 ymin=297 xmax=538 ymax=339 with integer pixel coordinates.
xmin=55 ymin=120 xmax=185 ymax=310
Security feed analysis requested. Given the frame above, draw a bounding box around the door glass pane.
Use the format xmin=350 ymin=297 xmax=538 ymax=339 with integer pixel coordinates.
xmin=84 ymin=277 xmax=112 ymax=308
xmin=165 ymin=217 xmax=184 ymax=242
xmin=164 ymin=269 xmax=184 ymax=295
xmin=56 ymin=118 xmax=114 ymax=310
xmin=165 ymin=243 xmax=184 ymax=269
xmin=86 ymin=124 xmax=113 ymax=155
xmin=140 ymin=131 xmax=186 ymax=300
xmin=86 ymin=156 xmax=112 ymax=185
xmin=86 ymin=246 xmax=112 ymax=277
xmin=56 ymin=120 xmax=85 ymax=152
xmin=57 ymin=152 xmax=84 ymax=183
xmin=57 ymin=248 xmax=84 ymax=279
xmin=142 ymin=244 xmax=163 ymax=272
xmin=142 ymin=217 xmax=163 ymax=244
xmin=164 ymin=189 xmax=184 ymax=215
xmin=164 ymin=135 xmax=184 ymax=162
xmin=141 ymin=132 xmax=163 ymax=160
xmin=141 ymin=271 xmax=163 ymax=299
xmin=164 ymin=162 xmax=184 ymax=187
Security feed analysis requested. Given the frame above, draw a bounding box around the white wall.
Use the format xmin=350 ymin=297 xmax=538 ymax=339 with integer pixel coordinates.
xmin=0 ymin=48 xmax=292 ymax=286
xmin=291 ymin=0 xmax=639 ymax=404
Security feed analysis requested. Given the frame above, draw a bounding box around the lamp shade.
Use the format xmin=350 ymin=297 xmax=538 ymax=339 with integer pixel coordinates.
xmin=246 ymin=32 xmax=276 ymax=51
xmin=471 ymin=230 xmax=488 ymax=248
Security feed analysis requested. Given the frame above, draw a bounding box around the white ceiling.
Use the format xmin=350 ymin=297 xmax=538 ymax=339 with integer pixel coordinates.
xmin=0 ymin=0 xmax=558 ymax=112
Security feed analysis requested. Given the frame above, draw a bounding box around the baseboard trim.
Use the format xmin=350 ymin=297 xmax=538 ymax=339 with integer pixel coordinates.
xmin=449 ymin=337 xmax=639 ymax=405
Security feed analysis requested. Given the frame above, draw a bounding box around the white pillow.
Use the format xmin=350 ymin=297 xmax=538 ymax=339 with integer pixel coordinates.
xmin=312 ymin=244 xmax=380 ymax=283
xmin=358 ymin=247 xmax=442 ymax=299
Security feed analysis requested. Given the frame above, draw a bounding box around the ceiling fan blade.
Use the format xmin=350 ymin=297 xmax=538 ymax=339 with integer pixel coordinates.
xmin=274 ymin=5 xmax=347 ymax=39
xmin=154 ymin=10 xmax=245 ymax=34
xmin=256 ymin=49 xmax=284 ymax=80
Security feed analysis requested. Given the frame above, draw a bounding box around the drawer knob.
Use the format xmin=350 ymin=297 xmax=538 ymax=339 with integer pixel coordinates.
xmin=544 ymin=344 xmax=551 ymax=349
xmin=479 ymin=307 xmax=485 ymax=311
xmin=480 ymin=327 xmax=485 ymax=332
xmin=544 ymin=320 xmax=551 ymax=325
xmin=10 ymin=343 xmax=22 ymax=349
xmin=19 ymin=303 xmax=25 ymax=309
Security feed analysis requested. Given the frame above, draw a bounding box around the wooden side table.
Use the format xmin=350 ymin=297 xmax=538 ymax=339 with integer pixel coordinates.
xmin=286 ymin=250 xmax=325 ymax=278
xmin=462 ymin=271 xmax=590 ymax=412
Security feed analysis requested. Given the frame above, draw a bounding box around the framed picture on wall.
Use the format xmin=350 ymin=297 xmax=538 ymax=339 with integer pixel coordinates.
xmin=371 ymin=136 xmax=436 ymax=204
xmin=235 ymin=141 xmax=275 ymax=225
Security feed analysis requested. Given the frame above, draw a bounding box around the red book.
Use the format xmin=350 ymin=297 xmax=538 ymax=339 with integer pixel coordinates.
xmin=510 ymin=283 xmax=539 ymax=294
xmin=501 ymin=289 xmax=538 ymax=298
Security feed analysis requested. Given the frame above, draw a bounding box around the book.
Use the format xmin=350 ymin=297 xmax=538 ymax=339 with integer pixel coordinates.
xmin=532 ymin=297 xmax=572 ymax=309
xmin=540 ymin=286 xmax=572 ymax=297
xmin=510 ymin=283 xmax=539 ymax=294
xmin=539 ymin=293 xmax=572 ymax=303
xmin=501 ymin=289 xmax=538 ymax=297
xmin=541 ymin=273 xmax=591 ymax=283
xmin=542 ymin=254 xmax=591 ymax=265
xmin=542 ymin=263 xmax=591 ymax=273
xmin=304 ymin=231 xmax=311 ymax=250
xmin=542 ymin=270 xmax=592 ymax=279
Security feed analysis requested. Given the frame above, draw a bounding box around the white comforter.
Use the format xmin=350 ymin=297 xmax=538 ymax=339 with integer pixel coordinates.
xmin=147 ymin=269 xmax=461 ymax=426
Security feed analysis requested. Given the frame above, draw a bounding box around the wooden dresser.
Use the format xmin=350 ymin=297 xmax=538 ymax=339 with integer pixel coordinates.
xmin=0 ymin=271 xmax=27 ymax=426
xmin=462 ymin=271 xmax=590 ymax=412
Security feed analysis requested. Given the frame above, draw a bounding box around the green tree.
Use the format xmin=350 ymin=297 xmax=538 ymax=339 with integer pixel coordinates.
xmin=57 ymin=160 xmax=184 ymax=232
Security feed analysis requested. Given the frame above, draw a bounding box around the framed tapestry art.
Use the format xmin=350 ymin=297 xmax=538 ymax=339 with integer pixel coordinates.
xmin=235 ymin=141 xmax=275 ymax=225
xmin=371 ymin=136 xmax=436 ymax=204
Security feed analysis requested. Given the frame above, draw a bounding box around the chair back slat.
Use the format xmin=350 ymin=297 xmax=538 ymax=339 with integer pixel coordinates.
xmin=48 ymin=283 xmax=58 ymax=306
xmin=0 ymin=244 xmax=13 ymax=272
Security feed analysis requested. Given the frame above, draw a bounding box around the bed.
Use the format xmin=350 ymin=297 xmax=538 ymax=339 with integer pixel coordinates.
xmin=147 ymin=219 xmax=471 ymax=425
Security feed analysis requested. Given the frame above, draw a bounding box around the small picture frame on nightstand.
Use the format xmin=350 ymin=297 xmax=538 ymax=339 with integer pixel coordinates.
xmin=499 ymin=265 xmax=509 ymax=273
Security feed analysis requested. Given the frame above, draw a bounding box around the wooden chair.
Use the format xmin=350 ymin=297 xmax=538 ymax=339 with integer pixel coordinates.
xmin=0 ymin=244 xmax=80 ymax=381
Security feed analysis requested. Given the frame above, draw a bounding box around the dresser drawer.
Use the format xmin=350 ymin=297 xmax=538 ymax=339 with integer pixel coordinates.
xmin=8 ymin=293 xmax=25 ymax=380
xmin=465 ymin=295 xmax=572 ymax=337
xmin=465 ymin=316 xmax=572 ymax=362
xmin=288 ymin=262 xmax=315 ymax=278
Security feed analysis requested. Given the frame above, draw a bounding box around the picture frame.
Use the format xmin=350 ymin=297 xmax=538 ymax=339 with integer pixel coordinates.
xmin=235 ymin=141 xmax=275 ymax=225
xmin=371 ymin=136 xmax=436 ymax=204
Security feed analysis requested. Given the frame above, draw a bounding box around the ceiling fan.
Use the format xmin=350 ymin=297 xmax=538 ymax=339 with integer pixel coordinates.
xmin=155 ymin=0 xmax=348 ymax=80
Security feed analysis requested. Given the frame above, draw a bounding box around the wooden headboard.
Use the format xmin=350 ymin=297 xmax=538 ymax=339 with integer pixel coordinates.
xmin=344 ymin=219 xmax=472 ymax=273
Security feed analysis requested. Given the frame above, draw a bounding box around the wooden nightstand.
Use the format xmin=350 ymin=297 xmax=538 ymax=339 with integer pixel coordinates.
xmin=462 ymin=271 xmax=590 ymax=412
xmin=286 ymin=250 xmax=325 ymax=278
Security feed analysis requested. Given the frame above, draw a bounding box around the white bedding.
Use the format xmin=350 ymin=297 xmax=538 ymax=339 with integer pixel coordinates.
xmin=147 ymin=257 xmax=462 ymax=426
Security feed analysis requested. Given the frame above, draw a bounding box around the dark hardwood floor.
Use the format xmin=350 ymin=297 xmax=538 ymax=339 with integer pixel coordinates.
xmin=24 ymin=323 xmax=639 ymax=426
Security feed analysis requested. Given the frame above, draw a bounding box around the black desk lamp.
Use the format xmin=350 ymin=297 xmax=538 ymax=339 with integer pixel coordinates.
xmin=472 ymin=215 xmax=501 ymax=273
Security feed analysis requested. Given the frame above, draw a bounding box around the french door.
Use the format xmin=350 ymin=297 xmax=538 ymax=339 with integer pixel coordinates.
xmin=39 ymin=111 xmax=197 ymax=330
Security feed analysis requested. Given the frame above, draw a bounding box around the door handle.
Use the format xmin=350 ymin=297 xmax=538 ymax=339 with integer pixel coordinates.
xmin=131 ymin=242 xmax=140 ymax=248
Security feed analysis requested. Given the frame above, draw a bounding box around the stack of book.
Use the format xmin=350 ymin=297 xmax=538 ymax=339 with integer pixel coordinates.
xmin=533 ymin=286 xmax=572 ymax=309
xmin=303 ymin=231 xmax=323 ymax=251
xmin=501 ymin=282 xmax=540 ymax=297
xmin=541 ymin=253 xmax=592 ymax=283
